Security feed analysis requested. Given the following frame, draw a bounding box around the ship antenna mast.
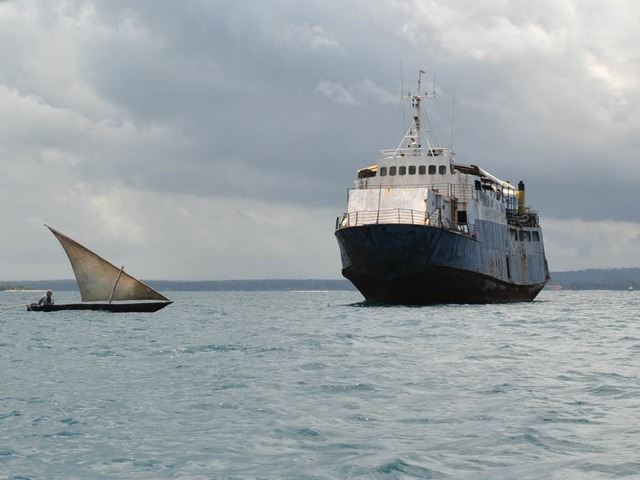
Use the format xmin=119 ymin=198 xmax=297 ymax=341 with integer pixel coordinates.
xmin=396 ymin=69 xmax=437 ymax=152
xmin=413 ymin=69 xmax=436 ymax=147
xmin=412 ymin=69 xmax=425 ymax=143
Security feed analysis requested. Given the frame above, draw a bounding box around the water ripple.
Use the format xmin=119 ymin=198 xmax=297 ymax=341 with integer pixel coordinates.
xmin=2 ymin=289 xmax=640 ymax=478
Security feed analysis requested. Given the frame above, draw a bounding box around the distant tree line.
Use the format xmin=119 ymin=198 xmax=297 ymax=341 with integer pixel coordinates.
xmin=4 ymin=270 xmax=640 ymax=291
xmin=1 ymin=279 xmax=357 ymax=292
xmin=550 ymin=268 xmax=640 ymax=290
xmin=0 ymin=284 xmax=30 ymax=291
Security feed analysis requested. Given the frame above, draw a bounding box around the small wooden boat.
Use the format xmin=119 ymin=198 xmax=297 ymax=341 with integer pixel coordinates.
xmin=27 ymin=225 xmax=172 ymax=313
xmin=27 ymin=301 xmax=170 ymax=313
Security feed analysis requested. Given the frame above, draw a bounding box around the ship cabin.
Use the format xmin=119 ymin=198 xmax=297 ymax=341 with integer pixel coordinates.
xmin=355 ymin=143 xmax=457 ymax=190
xmin=342 ymin=140 xmax=540 ymax=242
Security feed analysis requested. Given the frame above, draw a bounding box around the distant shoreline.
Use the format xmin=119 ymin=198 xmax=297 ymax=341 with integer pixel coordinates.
xmin=0 ymin=285 xmax=34 ymax=292
xmin=2 ymin=268 xmax=640 ymax=291
xmin=0 ymin=279 xmax=357 ymax=292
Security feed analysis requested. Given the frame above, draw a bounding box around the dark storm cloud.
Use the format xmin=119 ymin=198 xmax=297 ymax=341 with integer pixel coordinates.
xmin=59 ymin=0 xmax=414 ymax=207
xmin=2 ymin=0 xmax=640 ymax=279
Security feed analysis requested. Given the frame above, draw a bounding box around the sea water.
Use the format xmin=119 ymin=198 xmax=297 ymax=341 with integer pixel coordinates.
xmin=1 ymin=289 xmax=639 ymax=479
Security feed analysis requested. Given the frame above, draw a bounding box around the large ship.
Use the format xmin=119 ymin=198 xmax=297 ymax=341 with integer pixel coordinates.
xmin=335 ymin=71 xmax=550 ymax=304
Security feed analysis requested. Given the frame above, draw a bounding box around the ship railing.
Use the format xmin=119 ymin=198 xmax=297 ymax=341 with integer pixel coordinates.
xmin=378 ymin=147 xmax=453 ymax=160
xmin=336 ymin=208 xmax=476 ymax=238
xmin=506 ymin=209 xmax=540 ymax=227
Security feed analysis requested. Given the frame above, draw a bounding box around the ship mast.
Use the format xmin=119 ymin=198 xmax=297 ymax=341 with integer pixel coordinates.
xmin=399 ymin=69 xmax=438 ymax=151
xmin=412 ymin=69 xmax=424 ymax=145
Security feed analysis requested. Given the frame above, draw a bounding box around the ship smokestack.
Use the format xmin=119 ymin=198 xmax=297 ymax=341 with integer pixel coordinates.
xmin=517 ymin=180 xmax=526 ymax=215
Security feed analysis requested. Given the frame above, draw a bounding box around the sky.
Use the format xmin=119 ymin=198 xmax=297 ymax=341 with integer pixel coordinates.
xmin=1 ymin=0 xmax=640 ymax=281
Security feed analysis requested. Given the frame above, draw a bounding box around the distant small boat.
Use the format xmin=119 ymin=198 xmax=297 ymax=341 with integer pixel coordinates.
xmin=629 ymin=285 xmax=634 ymax=291
xmin=27 ymin=225 xmax=172 ymax=313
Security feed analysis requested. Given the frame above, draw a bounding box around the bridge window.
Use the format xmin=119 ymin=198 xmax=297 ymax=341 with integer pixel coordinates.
xmin=389 ymin=166 xmax=397 ymax=176
xmin=439 ymin=165 xmax=446 ymax=175
xmin=418 ymin=165 xmax=426 ymax=174
xmin=532 ymin=231 xmax=540 ymax=241
xmin=519 ymin=231 xmax=531 ymax=242
xmin=409 ymin=165 xmax=416 ymax=175
xmin=428 ymin=165 xmax=436 ymax=174
xmin=380 ymin=167 xmax=387 ymax=176
xmin=399 ymin=166 xmax=406 ymax=175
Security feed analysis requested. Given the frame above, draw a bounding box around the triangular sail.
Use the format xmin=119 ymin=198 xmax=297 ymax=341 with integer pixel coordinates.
xmin=46 ymin=225 xmax=170 ymax=303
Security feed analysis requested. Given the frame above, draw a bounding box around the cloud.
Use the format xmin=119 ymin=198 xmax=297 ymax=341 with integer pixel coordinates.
xmin=280 ymin=22 xmax=340 ymax=49
xmin=315 ymin=80 xmax=358 ymax=105
xmin=17 ymin=185 xmax=342 ymax=281
xmin=2 ymin=0 xmax=640 ymax=281
xmin=544 ymin=217 xmax=640 ymax=271
xmin=315 ymin=78 xmax=397 ymax=106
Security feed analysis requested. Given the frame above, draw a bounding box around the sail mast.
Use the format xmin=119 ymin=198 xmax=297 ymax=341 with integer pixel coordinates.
xmin=109 ymin=266 xmax=125 ymax=304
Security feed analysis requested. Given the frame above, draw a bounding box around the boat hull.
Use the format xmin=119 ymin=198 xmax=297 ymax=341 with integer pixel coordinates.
xmin=335 ymin=223 xmax=547 ymax=305
xmin=27 ymin=301 xmax=172 ymax=313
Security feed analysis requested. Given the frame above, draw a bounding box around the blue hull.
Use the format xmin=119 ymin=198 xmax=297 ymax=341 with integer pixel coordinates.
xmin=335 ymin=223 xmax=548 ymax=304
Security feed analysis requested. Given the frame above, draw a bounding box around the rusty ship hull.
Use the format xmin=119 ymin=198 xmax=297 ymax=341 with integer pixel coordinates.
xmin=336 ymin=223 xmax=548 ymax=305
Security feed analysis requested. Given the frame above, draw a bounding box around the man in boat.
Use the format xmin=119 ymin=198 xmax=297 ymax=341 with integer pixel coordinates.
xmin=38 ymin=290 xmax=54 ymax=306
